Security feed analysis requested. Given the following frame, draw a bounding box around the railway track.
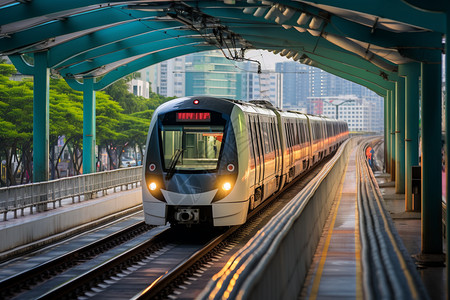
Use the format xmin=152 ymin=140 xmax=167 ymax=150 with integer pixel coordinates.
xmin=0 ymin=156 xmax=330 ymax=300
xmin=0 ymin=221 xmax=155 ymax=299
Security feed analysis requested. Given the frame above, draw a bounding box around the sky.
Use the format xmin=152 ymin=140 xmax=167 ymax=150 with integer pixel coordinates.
xmin=245 ymin=49 xmax=291 ymax=70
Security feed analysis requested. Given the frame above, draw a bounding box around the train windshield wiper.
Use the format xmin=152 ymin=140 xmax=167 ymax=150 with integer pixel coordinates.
xmin=166 ymin=149 xmax=184 ymax=180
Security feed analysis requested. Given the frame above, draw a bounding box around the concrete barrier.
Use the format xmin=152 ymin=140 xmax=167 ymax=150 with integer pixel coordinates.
xmin=0 ymin=188 xmax=142 ymax=256
xmin=200 ymin=138 xmax=355 ymax=300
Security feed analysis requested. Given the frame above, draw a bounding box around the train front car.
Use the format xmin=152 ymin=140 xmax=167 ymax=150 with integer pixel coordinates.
xmin=143 ymin=97 xmax=248 ymax=227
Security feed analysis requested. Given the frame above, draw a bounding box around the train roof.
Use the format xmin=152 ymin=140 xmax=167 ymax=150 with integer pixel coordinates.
xmin=154 ymin=96 xmax=344 ymax=123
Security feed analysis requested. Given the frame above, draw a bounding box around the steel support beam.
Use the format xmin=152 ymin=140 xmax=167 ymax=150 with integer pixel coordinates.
xmin=395 ymin=77 xmax=406 ymax=193
xmin=399 ymin=63 xmax=420 ymax=211
xmin=420 ymin=61 xmax=443 ymax=255
xmin=82 ymin=78 xmax=96 ymax=174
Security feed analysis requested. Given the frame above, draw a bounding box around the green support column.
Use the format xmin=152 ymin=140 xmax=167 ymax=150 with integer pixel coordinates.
xmin=33 ymin=52 xmax=50 ymax=182
xmin=82 ymin=78 xmax=96 ymax=174
xmin=445 ymin=12 xmax=450 ymax=290
xmin=385 ymin=94 xmax=391 ymax=173
xmin=384 ymin=96 xmax=389 ymax=173
xmin=399 ymin=63 xmax=420 ymax=211
xmin=421 ymin=61 xmax=443 ymax=255
xmin=390 ymin=90 xmax=396 ymax=181
xmin=395 ymin=78 xmax=406 ymax=193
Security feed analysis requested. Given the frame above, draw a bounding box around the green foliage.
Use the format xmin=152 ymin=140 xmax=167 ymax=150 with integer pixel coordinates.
xmin=0 ymin=63 xmax=174 ymax=182
xmin=49 ymin=78 xmax=83 ymax=141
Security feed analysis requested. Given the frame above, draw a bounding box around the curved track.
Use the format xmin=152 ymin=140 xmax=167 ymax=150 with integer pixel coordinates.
xmin=0 ymin=155 xmax=330 ymax=300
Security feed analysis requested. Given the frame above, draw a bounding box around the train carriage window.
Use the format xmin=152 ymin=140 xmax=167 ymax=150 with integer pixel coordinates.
xmin=303 ymin=120 xmax=308 ymax=143
xmin=292 ymin=122 xmax=297 ymax=146
xmin=299 ymin=120 xmax=304 ymax=144
xmin=267 ymin=122 xmax=272 ymax=153
xmin=289 ymin=123 xmax=295 ymax=146
xmin=286 ymin=122 xmax=292 ymax=148
xmin=268 ymin=121 xmax=274 ymax=153
xmin=263 ymin=121 xmax=270 ymax=154
xmin=274 ymin=120 xmax=280 ymax=151
xmin=290 ymin=122 xmax=294 ymax=146
xmin=254 ymin=117 xmax=263 ymax=160
xmin=270 ymin=120 xmax=277 ymax=153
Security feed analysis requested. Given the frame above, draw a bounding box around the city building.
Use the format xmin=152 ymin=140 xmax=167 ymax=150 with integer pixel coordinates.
xmin=275 ymin=62 xmax=309 ymax=111
xmin=236 ymin=61 xmax=277 ymax=105
xmin=136 ymin=53 xmax=383 ymax=133
xmin=129 ymin=78 xmax=150 ymax=98
xmin=143 ymin=52 xmax=277 ymax=104
xmin=147 ymin=56 xmax=185 ymax=97
xmin=321 ymin=96 xmax=384 ymax=132
xmin=184 ymin=50 xmax=238 ymax=98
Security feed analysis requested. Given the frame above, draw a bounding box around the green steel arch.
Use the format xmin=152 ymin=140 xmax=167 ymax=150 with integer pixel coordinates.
xmin=1 ymin=1 xmax=449 ymax=278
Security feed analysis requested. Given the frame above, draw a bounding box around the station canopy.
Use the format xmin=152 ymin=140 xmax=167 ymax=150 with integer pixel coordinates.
xmin=0 ymin=0 xmax=445 ymax=94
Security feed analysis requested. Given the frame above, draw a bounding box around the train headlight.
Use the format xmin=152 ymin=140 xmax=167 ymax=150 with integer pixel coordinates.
xmin=222 ymin=182 xmax=232 ymax=191
xmin=149 ymin=182 xmax=157 ymax=191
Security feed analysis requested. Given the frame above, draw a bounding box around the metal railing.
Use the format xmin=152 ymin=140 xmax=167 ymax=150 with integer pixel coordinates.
xmin=0 ymin=167 xmax=142 ymax=221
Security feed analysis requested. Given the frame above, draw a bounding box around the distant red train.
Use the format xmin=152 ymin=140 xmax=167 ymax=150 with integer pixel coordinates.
xmin=142 ymin=96 xmax=348 ymax=227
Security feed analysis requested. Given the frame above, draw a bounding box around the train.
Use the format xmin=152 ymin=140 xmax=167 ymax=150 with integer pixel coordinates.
xmin=142 ymin=96 xmax=348 ymax=227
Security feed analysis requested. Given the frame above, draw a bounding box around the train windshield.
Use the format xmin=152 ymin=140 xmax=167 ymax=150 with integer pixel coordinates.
xmin=160 ymin=125 xmax=224 ymax=171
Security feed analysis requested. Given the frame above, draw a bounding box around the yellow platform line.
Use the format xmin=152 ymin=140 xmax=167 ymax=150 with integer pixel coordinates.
xmin=309 ymin=162 xmax=349 ymax=300
xmin=355 ymin=174 xmax=362 ymax=299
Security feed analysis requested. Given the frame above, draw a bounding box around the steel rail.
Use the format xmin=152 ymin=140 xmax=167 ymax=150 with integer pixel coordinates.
xmin=0 ymin=221 xmax=153 ymax=299
xmin=132 ymin=152 xmax=334 ymax=300
xmin=36 ymin=227 xmax=171 ymax=300
xmin=132 ymin=226 xmax=238 ymax=300
xmin=357 ymin=137 xmax=429 ymax=300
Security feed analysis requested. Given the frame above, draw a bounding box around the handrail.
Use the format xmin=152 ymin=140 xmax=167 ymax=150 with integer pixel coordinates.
xmin=0 ymin=166 xmax=142 ymax=221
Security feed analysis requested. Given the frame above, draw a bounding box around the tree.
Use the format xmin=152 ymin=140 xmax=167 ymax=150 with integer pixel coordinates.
xmin=96 ymin=91 xmax=125 ymax=170
xmin=0 ymin=64 xmax=33 ymax=185
xmin=0 ymin=62 xmax=173 ymax=184
xmin=117 ymin=110 xmax=153 ymax=166
xmin=49 ymin=78 xmax=83 ymax=178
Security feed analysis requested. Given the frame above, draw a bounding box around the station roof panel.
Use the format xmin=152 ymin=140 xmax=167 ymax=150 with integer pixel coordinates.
xmin=0 ymin=0 xmax=445 ymax=92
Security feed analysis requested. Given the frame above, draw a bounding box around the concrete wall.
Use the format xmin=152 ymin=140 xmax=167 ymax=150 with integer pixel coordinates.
xmin=0 ymin=189 xmax=142 ymax=256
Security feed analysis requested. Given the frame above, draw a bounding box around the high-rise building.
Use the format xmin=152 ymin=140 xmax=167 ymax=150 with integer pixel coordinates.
xmin=275 ymin=61 xmax=382 ymax=114
xmin=236 ymin=61 xmax=277 ymax=105
xmin=185 ymin=51 xmax=238 ymax=98
xmin=139 ymin=53 xmax=382 ymax=133
xmin=275 ymin=62 xmax=309 ymax=111
xmin=140 ymin=51 xmax=277 ymax=103
xmin=150 ymin=56 xmax=186 ymax=97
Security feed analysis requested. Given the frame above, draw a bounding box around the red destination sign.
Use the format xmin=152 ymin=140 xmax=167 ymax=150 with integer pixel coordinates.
xmin=176 ymin=112 xmax=211 ymax=122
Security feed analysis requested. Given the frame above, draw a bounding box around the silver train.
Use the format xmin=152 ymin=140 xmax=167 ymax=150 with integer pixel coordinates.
xmin=142 ymin=96 xmax=348 ymax=227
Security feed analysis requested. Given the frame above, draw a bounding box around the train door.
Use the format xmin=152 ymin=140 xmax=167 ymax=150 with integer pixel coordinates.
xmin=250 ymin=116 xmax=264 ymax=196
xmin=284 ymin=120 xmax=294 ymax=180
xmin=255 ymin=116 xmax=265 ymax=184
xmin=250 ymin=116 xmax=261 ymax=187
xmin=270 ymin=119 xmax=281 ymax=186
xmin=247 ymin=115 xmax=257 ymax=191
